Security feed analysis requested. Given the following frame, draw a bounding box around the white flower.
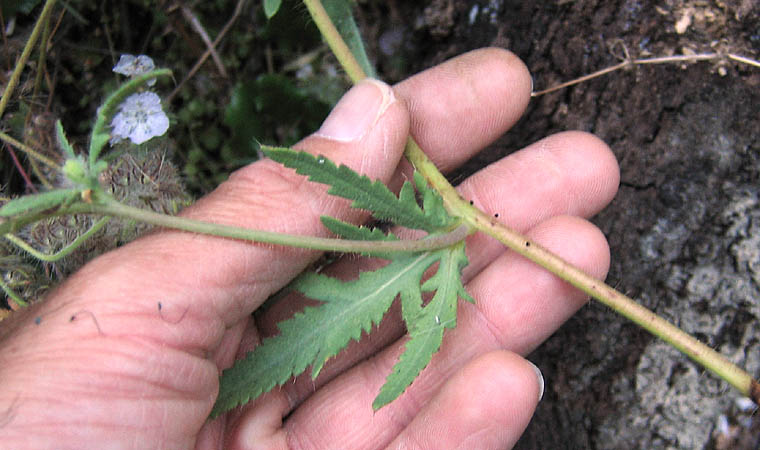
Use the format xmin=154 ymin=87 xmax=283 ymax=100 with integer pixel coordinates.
xmin=110 ymin=92 xmax=169 ymax=145
xmin=113 ymin=54 xmax=157 ymax=86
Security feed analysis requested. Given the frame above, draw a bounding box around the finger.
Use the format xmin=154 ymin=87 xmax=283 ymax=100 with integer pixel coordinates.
xmin=458 ymin=130 xmax=619 ymax=276
xmin=253 ymin=131 xmax=617 ymax=405
xmin=393 ymin=47 xmax=533 ymax=172
xmin=461 ymin=215 xmax=611 ymax=355
xmin=387 ymin=352 xmax=543 ymax=450
xmin=279 ymin=215 xmax=610 ymax=448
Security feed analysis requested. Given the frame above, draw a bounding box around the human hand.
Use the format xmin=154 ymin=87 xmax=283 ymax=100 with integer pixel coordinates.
xmin=0 ymin=48 xmax=618 ymax=449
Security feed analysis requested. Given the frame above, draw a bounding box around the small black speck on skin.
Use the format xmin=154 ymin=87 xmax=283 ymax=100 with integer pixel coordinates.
xmin=494 ymin=213 xmax=499 ymax=218
xmin=525 ymin=242 xmax=531 ymax=247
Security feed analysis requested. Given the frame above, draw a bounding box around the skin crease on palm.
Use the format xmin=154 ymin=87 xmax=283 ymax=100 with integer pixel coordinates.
xmin=0 ymin=48 xmax=619 ymax=449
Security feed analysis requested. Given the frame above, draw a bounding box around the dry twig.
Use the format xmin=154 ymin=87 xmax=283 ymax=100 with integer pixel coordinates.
xmin=532 ymin=43 xmax=760 ymax=97
xmin=167 ymin=0 xmax=247 ymax=102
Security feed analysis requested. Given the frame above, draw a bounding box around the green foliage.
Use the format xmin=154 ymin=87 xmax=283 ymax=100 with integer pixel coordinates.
xmin=55 ymin=120 xmax=76 ymax=159
xmin=263 ymin=0 xmax=282 ymax=18
xmin=61 ymin=158 xmax=88 ymax=185
xmin=0 ymin=189 xmax=80 ymax=218
xmin=374 ymin=240 xmax=473 ymax=409
xmin=322 ymin=0 xmax=375 ymax=78
xmin=264 ymin=146 xmax=455 ymax=232
xmin=224 ymin=75 xmax=332 ymax=156
xmin=2 ymin=51 xmax=190 ymax=304
xmin=0 ymin=239 xmax=47 ymax=307
xmin=1 ymin=0 xmax=43 ymax=17
xmin=212 ymin=149 xmax=471 ymax=417
xmin=320 ymin=215 xmax=397 ymax=241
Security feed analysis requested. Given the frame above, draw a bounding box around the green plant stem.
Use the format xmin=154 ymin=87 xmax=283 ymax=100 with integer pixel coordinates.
xmin=405 ymin=139 xmax=758 ymax=400
xmin=0 ymin=196 xmax=470 ymax=255
xmin=301 ymin=0 xmax=366 ymax=83
xmin=304 ymin=0 xmax=760 ymax=403
xmin=0 ymin=278 xmax=27 ymax=308
xmin=0 ymin=0 xmax=58 ymax=120
xmin=4 ymin=217 xmax=110 ymax=262
xmin=97 ymin=198 xmax=470 ymax=254
xmin=31 ymin=4 xmax=53 ymax=101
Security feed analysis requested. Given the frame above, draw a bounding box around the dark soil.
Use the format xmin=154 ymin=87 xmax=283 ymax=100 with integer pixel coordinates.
xmin=361 ymin=1 xmax=760 ymax=448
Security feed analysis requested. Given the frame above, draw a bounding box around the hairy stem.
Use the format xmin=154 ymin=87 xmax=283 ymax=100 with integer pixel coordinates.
xmin=4 ymin=217 xmax=110 ymax=262
xmin=305 ymin=0 xmax=759 ymax=403
xmin=0 ymin=195 xmax=470 ymax=255
xmin=0 ymin=278 xmax=27 ymax=308
xmin=407 ymin=138 xmax=758 ymax=400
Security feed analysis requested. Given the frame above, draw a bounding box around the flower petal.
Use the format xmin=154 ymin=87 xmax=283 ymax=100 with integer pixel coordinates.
xmin=109 ymin=92 xmax=169 ymax=145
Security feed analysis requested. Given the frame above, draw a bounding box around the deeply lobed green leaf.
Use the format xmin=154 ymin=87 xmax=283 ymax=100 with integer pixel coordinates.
xmin=211 ymin=251 xmax=445 ymax=417
xmin=373 ymin=241 xmax=473 ymax=410
xmin=212 ymin=146 xmax=472 ymax=417
xmin=264 ymin=147 xmax=454 ymax=233
xmin=320 ymin=216 xmax=396 ymax=241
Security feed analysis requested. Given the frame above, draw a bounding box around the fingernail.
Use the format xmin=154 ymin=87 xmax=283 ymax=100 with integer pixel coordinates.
xmin=315 ymin=79 xmax=395 ymax=142
xmin=529 ymin=73 xmax=535 ymax=95
xmin=528 ymin=361 xmax=544 ymax=402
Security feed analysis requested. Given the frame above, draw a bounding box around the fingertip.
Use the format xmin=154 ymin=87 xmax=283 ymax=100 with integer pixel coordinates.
xmin=295 ymin=78 xmax=411 ymax=173
xmin=393 ymin=47 xmax=533 ymax=171
xmin=311 ymin=79 xmax=400 ymax=143
xmin=462 ymin=351 xmax=543 ymax=417
xmin=472 ymin=47 xmax=533 ymax=112
xmin=465 ymin=215 xmax=611 ymax=355
xmin=526 ymin=360 xmax=545 ymax=403
xmin=390 ymin=351 xmax=540 ymax=449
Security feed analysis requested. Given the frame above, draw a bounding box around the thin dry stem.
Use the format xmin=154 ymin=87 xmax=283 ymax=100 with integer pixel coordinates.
xmin=532 ymin=51 xmax=760 ymax=97
xmin=179 ymin=5 xmax=227 ymax=77
xmin=167 ymin=0 xmax=246 ymax=102
xmin=0 ymin=0 xmax=58 ymax=119
xmin=0 ymin=131 xmax=59 ymax=170
xmin=728 ymin=53 xmax=760 ymax=69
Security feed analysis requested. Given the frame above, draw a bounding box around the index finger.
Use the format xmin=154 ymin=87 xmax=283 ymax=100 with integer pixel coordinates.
xmin=393 ymin=47 xmax=533 ymax=172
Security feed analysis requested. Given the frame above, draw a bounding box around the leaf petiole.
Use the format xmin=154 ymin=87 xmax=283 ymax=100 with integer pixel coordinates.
xmin=89 ymin=196 xmax=471 ymax=255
